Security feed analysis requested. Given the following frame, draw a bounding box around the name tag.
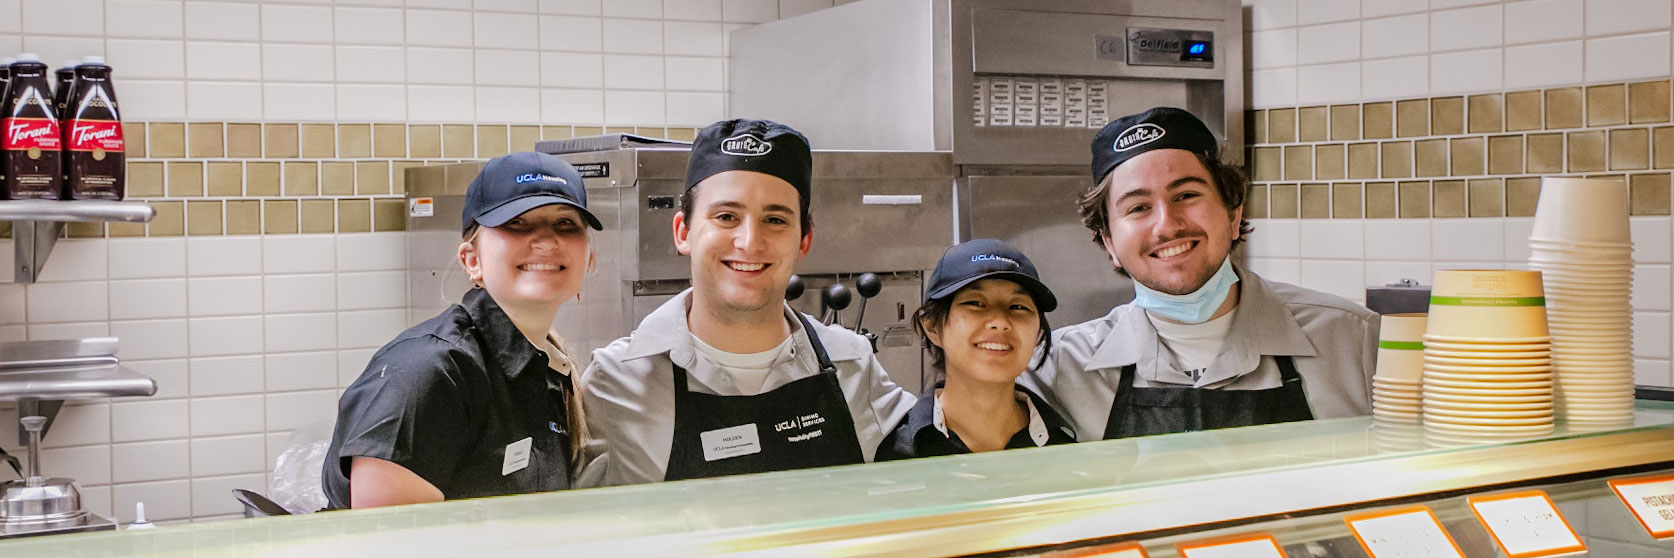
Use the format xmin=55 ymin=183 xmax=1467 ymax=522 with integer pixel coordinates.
xmin=502 ymin=437 xmax=532 ymax=476
xmin=701 ymin=424 xmax=762 ymax=462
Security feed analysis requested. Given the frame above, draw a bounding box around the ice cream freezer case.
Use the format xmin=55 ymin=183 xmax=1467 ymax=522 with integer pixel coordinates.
xmin=14 ymin=403 xmax=1674 ymax=557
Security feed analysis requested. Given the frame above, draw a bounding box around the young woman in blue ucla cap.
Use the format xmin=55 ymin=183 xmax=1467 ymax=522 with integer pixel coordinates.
xmin=1025 ymin=107 xmax=1379 ymax=441
xmin=577 ymin=119 xmax=915 ymax=485
xmin=322 ymin=151 xmax=603 ymax=508
xmin=876 ymin=239 xmax=1077 ymax=460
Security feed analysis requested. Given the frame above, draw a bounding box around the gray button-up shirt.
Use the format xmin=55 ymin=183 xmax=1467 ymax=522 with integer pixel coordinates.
xmin=1023 ymin=264 xmax=1379 ymax=442
xmin=576 ymin=289 xmax=917 ymax=486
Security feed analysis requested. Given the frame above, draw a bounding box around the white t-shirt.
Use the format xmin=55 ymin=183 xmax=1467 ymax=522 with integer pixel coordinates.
xmin=1147 ymin=309 xmax=1237 ymax=383
xmin=690 ymin=334 xmax=794 ymax=396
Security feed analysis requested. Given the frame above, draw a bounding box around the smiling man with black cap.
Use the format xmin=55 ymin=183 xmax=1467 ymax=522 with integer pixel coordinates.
xmin=1024 ymin=107 xmax=1379 ymax=442
xmin=323 ymin=152 xmax=601 ymax=508
xmin=578 ymin=119 xmax=915 ymax=486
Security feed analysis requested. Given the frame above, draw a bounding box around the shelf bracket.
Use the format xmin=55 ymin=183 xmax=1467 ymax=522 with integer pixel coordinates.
xmin=14 ymin=220 xmax=65 ymax=284
xmin=0 ymin=200 xmax=156 ymax=284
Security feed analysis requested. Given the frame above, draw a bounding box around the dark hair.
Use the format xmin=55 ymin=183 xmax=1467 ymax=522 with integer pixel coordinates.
xmin=680 ymin=181 xmax=814 ymax=235
xmin=911 ymin=290 xmax=1053 ymax=385
xmin=1077 ymin=152 xmax=1253 ymax=256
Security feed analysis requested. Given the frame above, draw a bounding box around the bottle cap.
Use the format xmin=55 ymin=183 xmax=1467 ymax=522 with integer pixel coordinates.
xmin=16 ymin=53 xmax=39 ymax=62
xmin=61 ymin=60 xmax=79 ymax=69
xmin=81 ymin=55 xmax=104 ymax=65
xmin=0 ymin=58 xmax=14 ymax=65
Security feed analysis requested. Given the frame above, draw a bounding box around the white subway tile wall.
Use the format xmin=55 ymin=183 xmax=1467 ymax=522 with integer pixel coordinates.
xmin=0 ymin=0 xmax=827 ymax=126
xmin=1246 ymin=0 xmax=1674 ymax=104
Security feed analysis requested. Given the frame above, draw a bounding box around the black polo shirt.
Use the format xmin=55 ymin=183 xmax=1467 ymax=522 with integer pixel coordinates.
xmin=322 ymin=288 xmax=572 ymax=509
xmin=875 ymin=382 xmax=1077 ymax=461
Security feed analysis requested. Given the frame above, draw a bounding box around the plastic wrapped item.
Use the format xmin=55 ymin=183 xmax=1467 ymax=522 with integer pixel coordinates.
xmin=268 ymin=421 xmax=332 ymax=514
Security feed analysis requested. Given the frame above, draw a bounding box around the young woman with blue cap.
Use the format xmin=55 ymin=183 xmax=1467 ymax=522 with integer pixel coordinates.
xmin=321 ymin=151 xmax=603 ymax=508
xmin=875 ymin=239 xmax=1077 ymax=460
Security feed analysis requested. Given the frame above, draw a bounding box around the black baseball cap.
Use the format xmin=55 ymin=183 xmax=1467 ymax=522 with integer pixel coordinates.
xmin=1091 ymin=107 xmax=1219 ymax=184
xmin=462 ymin=151 xmax=602 ymax=234
xmin=926 ymin=239 xmax=1057 ymax=312
xmin=686 ymin=119 xmax=812 ymax=201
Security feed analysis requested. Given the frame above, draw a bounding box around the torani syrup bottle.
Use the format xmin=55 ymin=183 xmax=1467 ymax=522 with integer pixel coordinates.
xmin=65 ymin=56 xmax=123 ymax=200
xmin=1 ymin=54 xmax=63 ymax=200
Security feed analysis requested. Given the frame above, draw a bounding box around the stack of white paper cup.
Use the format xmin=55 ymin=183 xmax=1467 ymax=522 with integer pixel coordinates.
xmin=1528 ymin=177 xmax=1635 ymax=431
xmin=1372 ymin=314 xmax=1427 ymax=451
xmin=1372 ymin=314 xmax=1426 ymax=425
xmin=1422 ymin=270 xmax=1555 ymax=447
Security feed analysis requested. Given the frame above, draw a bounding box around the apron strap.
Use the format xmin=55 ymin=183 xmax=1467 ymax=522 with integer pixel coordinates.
xmin=1273 ymin=355 xmax=1315 ymax=420
xmin=792 ymin=312 xmax=839 ymax=376
xmin=1103 ymin=363 xmax=1140 ymax=439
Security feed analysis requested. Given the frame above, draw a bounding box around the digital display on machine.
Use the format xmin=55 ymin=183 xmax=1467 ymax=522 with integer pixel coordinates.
xmin=1124 ymin=28 xmax=1215 ymax=68
xmin=1182 ymin=40 xmax=1213 ymax=62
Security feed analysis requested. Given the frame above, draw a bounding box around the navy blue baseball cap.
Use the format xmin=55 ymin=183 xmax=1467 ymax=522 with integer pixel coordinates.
xmin=1092 ymin=107 xmax=1219 ymax=185
xmin=926 ymin=239 xmax=1057 ymax=312
xmin=462 ymin=151 xmax=602 ymax=234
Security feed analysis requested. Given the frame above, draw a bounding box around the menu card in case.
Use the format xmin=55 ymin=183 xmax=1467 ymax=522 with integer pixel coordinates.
xmin=1609 ymin=474 xmax=1674 ymax=539
xmin=1468 ymin=490 xmax=1586 ymax=558
xmin=1345 ymin=505 xmax=1465 ymax=557
xmin=1040 ymin=541 xmax=1148 ymax=558
xmin=1177 ymin=534 xmax=1285 ymax=558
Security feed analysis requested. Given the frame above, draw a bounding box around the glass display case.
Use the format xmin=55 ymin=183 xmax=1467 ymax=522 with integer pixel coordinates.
xmin=11 ymin=402 xmax=1674 ymax=557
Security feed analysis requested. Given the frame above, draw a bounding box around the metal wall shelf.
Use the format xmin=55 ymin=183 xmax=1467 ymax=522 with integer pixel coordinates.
xmin=0 ymin=200 xmax=154 ymax=284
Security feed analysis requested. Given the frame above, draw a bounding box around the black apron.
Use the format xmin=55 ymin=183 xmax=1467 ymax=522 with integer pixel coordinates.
xmin=664 ymin=313 xmax=866 ymax=481
xmin=1103 ymin=355 xmax=1314 ymax=439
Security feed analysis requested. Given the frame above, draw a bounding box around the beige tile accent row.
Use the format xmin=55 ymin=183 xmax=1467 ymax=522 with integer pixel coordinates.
xmin=63 ymin=198 xmax=409 ymax=238
xmin=134 ymin=123 xmax=697 ymax=161
xmin=13 ymin=122 xmax=702 ymax=240
xmin=1249 ymin=79 xmax=1674 ymax=219
xmin=1245 ymin=172 xmax=1670 ymax=221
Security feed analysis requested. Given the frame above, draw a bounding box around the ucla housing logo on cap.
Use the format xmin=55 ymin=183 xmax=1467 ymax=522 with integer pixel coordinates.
xmin=514 ymin=173 xmax=568 ymax=185
xmin=720 ymin=133 xmax=772 ymax=156
xmin=1113 ymin=123 xmax=1165 ymax=152
xmin=971 ymin=254 xmax=1019 ymax=268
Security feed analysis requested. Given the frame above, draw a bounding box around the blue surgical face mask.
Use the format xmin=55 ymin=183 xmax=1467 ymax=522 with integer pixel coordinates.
xmin=1130 ymin=258 xmax=1240 ymax=324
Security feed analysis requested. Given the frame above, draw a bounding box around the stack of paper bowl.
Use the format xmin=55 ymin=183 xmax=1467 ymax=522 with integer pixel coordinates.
xmin=1422 ymin=269 xmax=1555 ymax=447
xmin=1528 ymin=177 xmax=1636 ymax=431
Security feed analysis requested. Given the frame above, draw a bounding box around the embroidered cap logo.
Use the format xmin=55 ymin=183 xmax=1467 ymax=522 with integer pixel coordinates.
xmin=513 ymin=173 xmax=568 ymax=185
xmin=720 ymin=133 xmax=773 ymax=156
xmin=1113 ymin=123 xmax=1166 ymax=152
xmin=971 ymin=254 xmax=1019 ymax=268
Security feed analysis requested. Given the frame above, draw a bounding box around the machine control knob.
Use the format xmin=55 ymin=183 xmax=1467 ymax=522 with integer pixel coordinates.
xmin=856 ymin=273 xmax=882 ymax=299
xmin=785 ymin=275 xmax=805 ymax=301
xmin=824 ymin=283 xmax=852 ymax=311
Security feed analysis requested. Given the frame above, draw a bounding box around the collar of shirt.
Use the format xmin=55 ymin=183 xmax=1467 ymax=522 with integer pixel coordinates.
xmin=527 ymin=331 xmax=577 ymax=377
xmin=616 ymin=288 xmax=872 ymax=395
xmin=931 ymin=388 xmax=1051 ymax=447
xmin=459 ymin=287 xmax=553 ymax=381
xmin=1084 ymin=264 xmax=1317 ymax=386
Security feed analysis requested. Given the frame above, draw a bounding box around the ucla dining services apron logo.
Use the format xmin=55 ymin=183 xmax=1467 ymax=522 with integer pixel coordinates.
xmin=775 ymin=412 xmax=827 ymax=442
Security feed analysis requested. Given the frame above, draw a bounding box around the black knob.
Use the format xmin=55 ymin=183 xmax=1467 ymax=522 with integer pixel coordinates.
xmin=785 ymin=275 xmax=804 ymax=301
xmin=856 ymin=273 xmax=882 ymax=298
xmin=825 ymin=283 xmax=852 ymax=311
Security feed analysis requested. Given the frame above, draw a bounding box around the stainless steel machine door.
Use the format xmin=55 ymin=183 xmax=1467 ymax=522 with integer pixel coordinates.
xmin=961 ymin=174 xmax=1133 ymax=328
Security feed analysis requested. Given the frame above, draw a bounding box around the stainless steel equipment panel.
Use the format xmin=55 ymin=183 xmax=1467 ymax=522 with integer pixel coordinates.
xmin=960 ymin=174 xmax=1134 ymax=328
xmin=728 ymin=0 xmax=1244 ymax=166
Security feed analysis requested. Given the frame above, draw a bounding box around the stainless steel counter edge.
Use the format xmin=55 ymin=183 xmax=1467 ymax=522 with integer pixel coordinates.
xmin=680 ymin=426 xmax=1674 ymax=557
